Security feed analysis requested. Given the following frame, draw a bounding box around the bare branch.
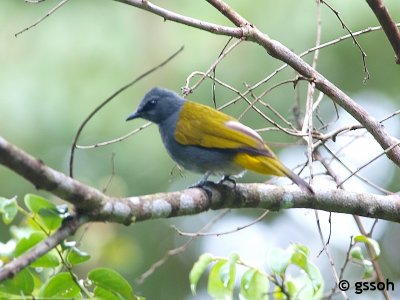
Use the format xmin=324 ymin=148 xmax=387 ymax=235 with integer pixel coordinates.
xmin=1 ymin=136 xmax=400 ymax=225
xmin=15 ymin=0 xmax=71 ymax=37
xmin=69 ymin=46 xmax=184 ymax=177
xmin=113 ymin=0 xmax=400 ymax=167
xmin=114 ymin=0 xmax=243 ymax=38
xmin=0 ymin=215 xmax=82 ymax=282
xmin=320 ymin=0 xmax=370 ymax=80
xmin=76 ymin=122 xmax=152 ymax=149
xmin=366 ymin=0 xmax=400 ymax=63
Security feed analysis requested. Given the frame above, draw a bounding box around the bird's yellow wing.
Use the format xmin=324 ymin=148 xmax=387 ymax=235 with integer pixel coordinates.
xmin=175 ymin=101 xmax=267 ymax=151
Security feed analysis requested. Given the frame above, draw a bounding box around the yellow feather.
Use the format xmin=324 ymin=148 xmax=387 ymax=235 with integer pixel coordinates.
xmin=175 ymin=101 xmax=314 ymax=194
xmin=234 ymin=153 xmax=287 ymax=177
xmin=175 ymin=101 xmax=263 ymax=149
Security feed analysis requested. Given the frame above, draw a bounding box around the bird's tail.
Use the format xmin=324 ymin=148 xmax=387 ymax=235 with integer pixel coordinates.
xmin=234 ymin=152 xmax=314 ymax=195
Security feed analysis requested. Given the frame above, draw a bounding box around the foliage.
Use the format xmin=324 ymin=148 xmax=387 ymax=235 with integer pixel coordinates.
xmin=0 ymin=194 xmax=383 ymax=299
xmin=0 ymin=195 xmax=143 ymax=300
xmin=190 ymin=244 xmax=324 ymax=300
xmin=189 ymin=239 xmax=382 ymax=300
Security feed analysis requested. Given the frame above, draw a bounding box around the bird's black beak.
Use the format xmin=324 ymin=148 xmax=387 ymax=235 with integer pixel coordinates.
xmin=126 ymin=111 xmax=140 ymax=121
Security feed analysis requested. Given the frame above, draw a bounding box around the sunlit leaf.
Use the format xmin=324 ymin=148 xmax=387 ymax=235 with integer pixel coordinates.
xmin=267 ymin=248 xmax=291 ymax=276
xmin=290 ymin=245 xmax=308 ymax=270
xmin=239 ymin=269 xmax=269 ymax=300
xmin=0 ymin=196 xmax=18 ymax=225
xmin=208 ymin=259 xmax=234 ymax=300
xmin=306 ymin=262 xmax=324 ymax=297
xmin=353 ymin=235 xmax=381 ymax=258
xmin=189 ymin=253 xmax=213 ymax=294
xmin=350 ymin=246 xmax=364 ymax=261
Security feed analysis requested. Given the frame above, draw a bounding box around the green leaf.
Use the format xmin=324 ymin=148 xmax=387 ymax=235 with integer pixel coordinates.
xmin=306 ymin=262 xmax=324 ymax=297
xmin=350 ymin=246 xmax=364 ymax=261
xmin=349 ymin=246 xmax=374 ymax=279
xmin=0 ymin=197 xmax=18 ymax=225
xmin=272 ymin=285 xmax=286 ymax=300
xmin=24 ymin=194 xmax=54 ymax=214
xmin=362 ymin=262 xmax=374 ymax=279
xmin=189 ymin=253 xmax=213 ymax=294
xmin=38 ymin=272 xmax=80 ymax=298
xmin=24 ymin=194 xmax=62 ymax=230
xmin=88 ymin=268 xmax=134 ymax=300
xmin=207 ymin=259 xmax=235 ymax=300
xmin=353 ymin=235 xmax=381 ymax=258
xmin=32 ymin=252 xmax=60 ymax=268
xmin=290 ymin=244 xmax=308 ymax=270
xmin=267 ymin=248 xmax=291 ymax=276
xmin=14 ymin=232 xmax=46 ymax=256
xmin=286 ymin=274 xmax=314 ymax=300
xmin=14 ymin=232 xmax=60 ymax=268
xmin=67 ymin=247 xmax=91 ymax=265
xmin=239 ymin=269 xmax=269 ymax=300
xmin=38 ymin=208 xmax=62 ymax=230
xmin=94 ymin=286 xmax=121 ymax=300
xmin=0 ymin=268 xmax=34 ymax=295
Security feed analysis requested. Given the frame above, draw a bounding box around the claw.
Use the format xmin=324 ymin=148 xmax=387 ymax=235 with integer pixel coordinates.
xmin=218 ymin=175 xmax=236 ymax=188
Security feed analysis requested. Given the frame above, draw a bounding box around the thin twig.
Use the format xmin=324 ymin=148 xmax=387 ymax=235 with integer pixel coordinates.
xmin=328 ymin=236 xmax=353 ymax=299
xmin=116 ymin=0 xmax=400 ymax=165
xmin=322 ymin=144 xmax=392 ymax=194
xmin=173 ymin=210 xmax=269 ymax=237
xmin=320 ymin=0 xmax=370 ymax=81
xmin=69 ymin=46 xmax=184 ymax=177
xmin=137 ymin=209 xmax=231 ymax=283
xmin=15 ymin=0 xmax=71 ymax=37
xmin=338 ymin=141 xmax=400 ymax=188
xmin=183 ymin=38 xmax=243 ymax=95
xmin=211 ymin=37 xmax=234 ymax=108
xmin=76 ymin=122 xmax=152 ymax=149
xmin=353 ymin=216 xmax=390 ymax=300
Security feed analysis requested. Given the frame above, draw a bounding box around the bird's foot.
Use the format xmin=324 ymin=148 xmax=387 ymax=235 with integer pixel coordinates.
xmin=218 ymin=175 xmax=236 ymax=188
xmin=189 ymin=179 xmax=216 ymax=199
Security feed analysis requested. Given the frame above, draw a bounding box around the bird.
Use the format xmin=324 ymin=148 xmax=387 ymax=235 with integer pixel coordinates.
xmin=126 ymin=87 xmax=314 ymax=195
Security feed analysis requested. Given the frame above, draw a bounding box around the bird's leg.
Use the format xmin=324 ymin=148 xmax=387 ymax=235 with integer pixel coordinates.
xmin=189 ymin=172 xmax=215 ymax=198
xmin=218 ymin=175 xmax=236 ymax=188
xmin=189 ymin=171 xmax=212 ymax=188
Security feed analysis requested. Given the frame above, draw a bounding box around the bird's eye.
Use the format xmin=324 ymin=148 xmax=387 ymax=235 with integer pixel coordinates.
xmin=142 ymin=99 xmax=158 ymax=112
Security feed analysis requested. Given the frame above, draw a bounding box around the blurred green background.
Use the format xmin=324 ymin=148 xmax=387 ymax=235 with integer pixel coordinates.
xmin=1 ymin=0 xmax=399 ymax=299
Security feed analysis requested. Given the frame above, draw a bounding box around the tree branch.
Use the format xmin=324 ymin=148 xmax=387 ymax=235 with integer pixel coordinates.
xmin=366 ymin=0 xmax=400 ymax=63
xmin=1 ymin=136 xmax=400 ymax=225
xmin=1 ymin=135 xmax=400 ymax=283
xmin=114 ymin=0 xmax=244 ymax=38
xmin=0 ymin=215 xmax=82 ymax=282
xmin=113 ymin=0 xmax=400 ymax=167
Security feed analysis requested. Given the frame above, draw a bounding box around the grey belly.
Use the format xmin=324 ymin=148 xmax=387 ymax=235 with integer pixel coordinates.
xmin=160 ymin=127 xmax=244 ymax=176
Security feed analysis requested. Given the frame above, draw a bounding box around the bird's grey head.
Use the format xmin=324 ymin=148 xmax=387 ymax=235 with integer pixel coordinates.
xmin=126 ymin=87 xmax=185 ymax=124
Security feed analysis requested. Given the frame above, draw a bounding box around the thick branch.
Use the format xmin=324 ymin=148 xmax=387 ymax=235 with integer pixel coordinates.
xmin=1 ymin=135 xmax=400 ymax=282
xmin=1 ymin=136 xmax=400 ymax=224
xmin=0 ymin=136 xmax=120 ymax=220
xmin=366 ymin=0 xmax=400 ymax=63
xmin=113 ymin=0 xmax=400 ymax=167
